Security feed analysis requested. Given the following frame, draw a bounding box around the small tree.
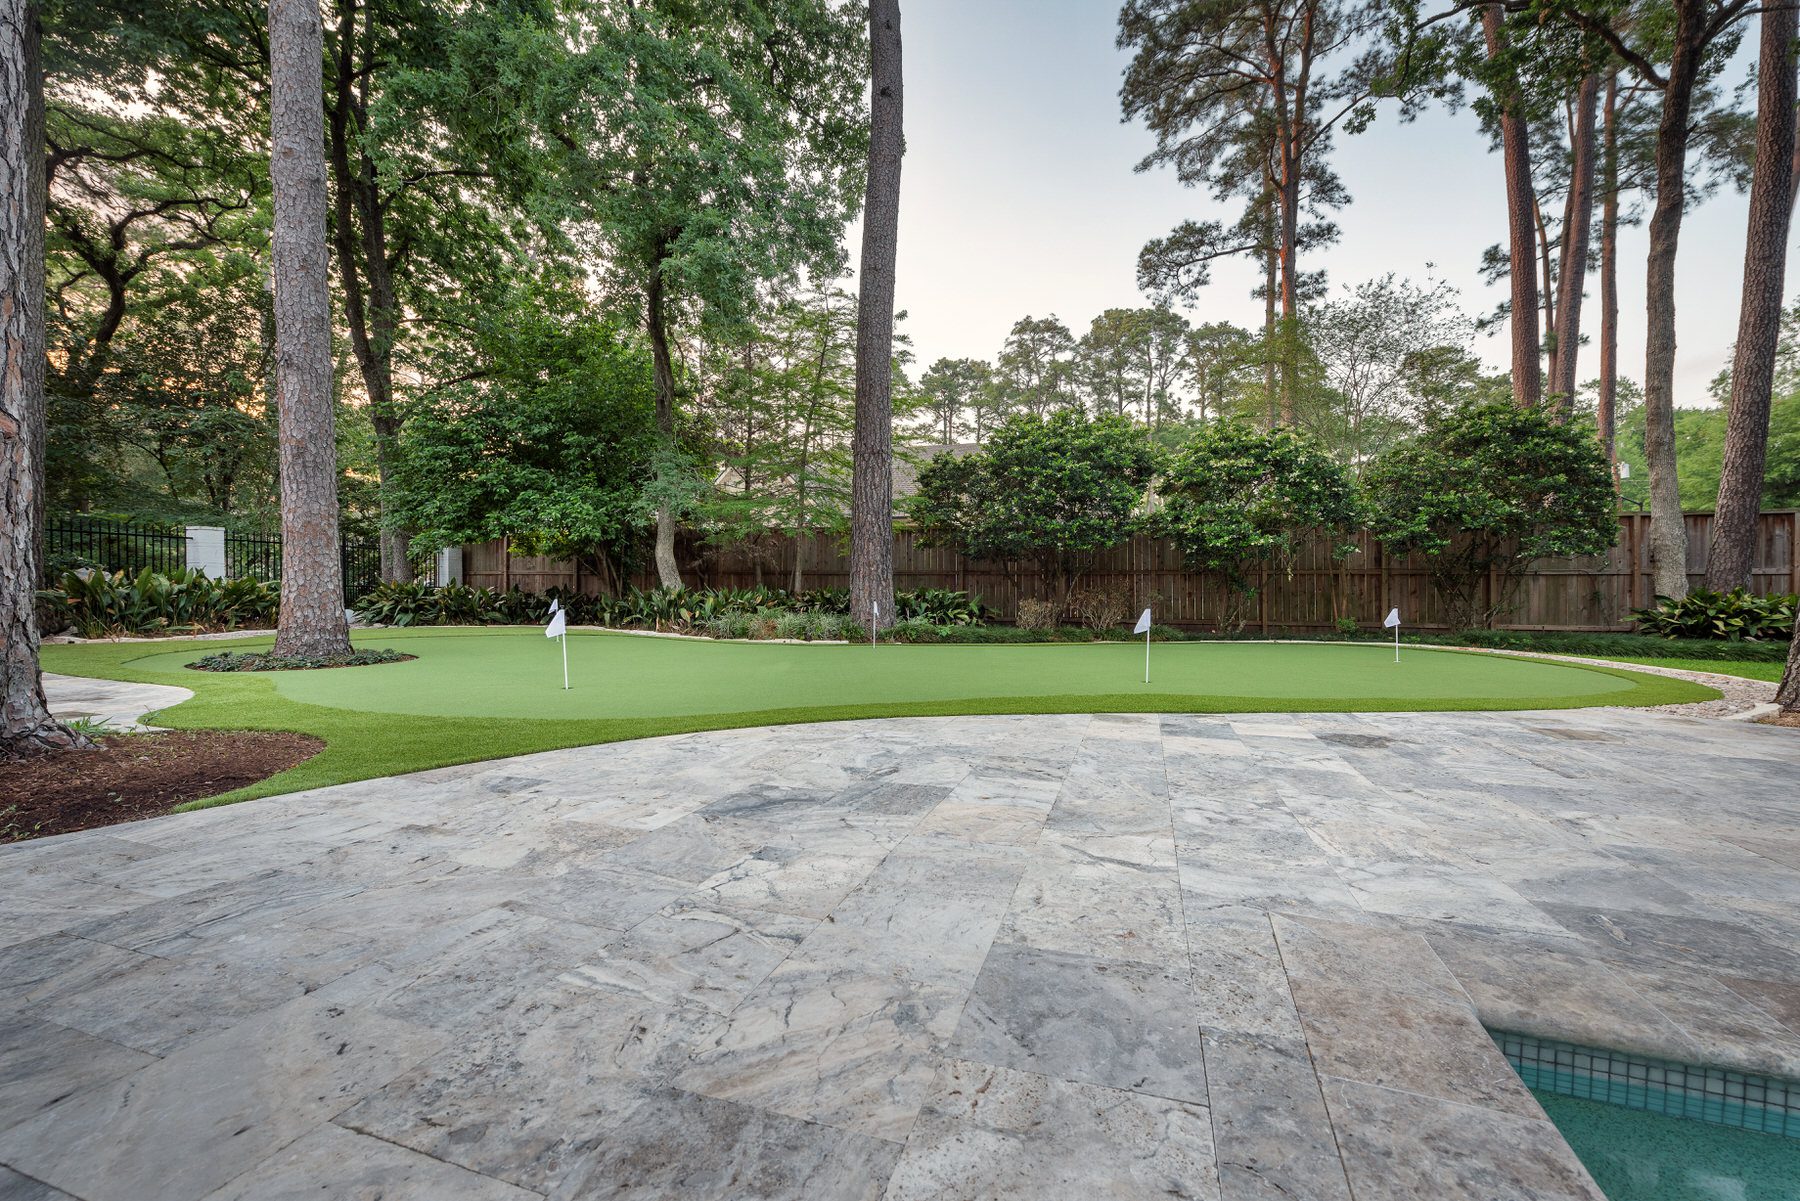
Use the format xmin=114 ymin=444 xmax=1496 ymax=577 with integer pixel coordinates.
xmin=1365 ymin=401 xmax=1616 ymax=629
xmin=910 ymin=410 xmax=1157 ymax=610
xmin=1155 ymin=423 xmax=1360 ymax=631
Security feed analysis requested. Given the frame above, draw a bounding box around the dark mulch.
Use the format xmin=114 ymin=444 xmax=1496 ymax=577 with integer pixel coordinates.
xmin=0 ymin=730 xmax=324 ymax=844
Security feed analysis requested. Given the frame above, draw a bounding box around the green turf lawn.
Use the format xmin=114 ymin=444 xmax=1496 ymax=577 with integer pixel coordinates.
xmin=40 ymin=627 xmax=1716 ymax=808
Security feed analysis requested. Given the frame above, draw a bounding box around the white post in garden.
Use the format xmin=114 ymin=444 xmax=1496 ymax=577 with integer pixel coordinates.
xmin=435 ymin=545 xmax=463 ymax=587
xmin=185 ymin=526 xmax=227 ymax=579
xmin=1135 ymin=607 xmax=1153 ymax=683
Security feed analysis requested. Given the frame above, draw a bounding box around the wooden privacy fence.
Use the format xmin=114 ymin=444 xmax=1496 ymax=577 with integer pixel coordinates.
xmin=462 ymin=510 xmax=1800 ymax=633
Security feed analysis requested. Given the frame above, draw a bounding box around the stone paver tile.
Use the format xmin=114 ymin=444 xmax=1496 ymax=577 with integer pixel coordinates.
xmin=1421 ymin=923 xmax=1697 ymax=1059
xmin=795 ymin=834 xmax=1024 ymax=988
xmin=692 ymin=835 xmax=889 ymax=920
xmin=31 ymin=951 xmax=307 ymax=1055
xmin=0 ymin=934 xmax=148 ymax=1016
xmin=562 ymin=899 xmax=814 ymax=1013
xmin=0 ymin=1167 xmax=77 ymax=1201
xmin=1185 ymin=905 xmax=1305 ymax=1041
xmin=883 ymin=1058 xmax=1218 ymax=1201
xmin=337 ymin=981 xmax=700 ymax=1192
xmin=1204 ymin=1031 xmax=1351 ymax=1201
xmin=595 ymin=813 xmax=770 ymax=883
xmin=0 ymin=872 xmax=161 ymax=950
xmin=1274 ymin=915 xmax=1539 ymax=1118
xmin=1321 ymin=1077 xmax=1606 ymax=1201
xmin=69 ymin=869 xmax=359 ymax=955
xmin=547 ymin=1088 xmax=902 ymax=1201
xmin=199 ymin=1124 xmax=538 ymax=1200
xmin=0 ymin=994 xmax=445 ymax=1201
xmin=676 ymin=955 xmax=966 ymax=1142
xmin=319 ymin=911 xmax=615 ymax=1033
xmin=1539 ymin=903 xmax=1800 ymax=980
xmin=0 ymin=1019 xmax=154 ymax=1135
xmin=997 ymin=836 xmax=1187 ymax=967
xmin=1333 ymin=859 xmax=1565 ymax=934
xmin=1615 ymin=967 xmax=1800 ymax=1079
xmin=949 ymin=942 xmax=1206 ymax=1104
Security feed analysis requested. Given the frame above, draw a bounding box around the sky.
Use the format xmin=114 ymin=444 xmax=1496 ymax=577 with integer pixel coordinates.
xmin=870 ymin=0 xmax=1779 ymax=406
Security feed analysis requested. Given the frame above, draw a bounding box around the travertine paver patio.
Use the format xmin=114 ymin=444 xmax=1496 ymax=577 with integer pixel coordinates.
xmin=2 ymin=709 xmax=1797 ymax=1200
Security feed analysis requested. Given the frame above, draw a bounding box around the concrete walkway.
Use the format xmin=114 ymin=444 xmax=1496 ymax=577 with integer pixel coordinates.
xmin=41 ymin=673 xmax=193 ymax=733
xmin=1 ymin=710 xmax=1797 ymax=1200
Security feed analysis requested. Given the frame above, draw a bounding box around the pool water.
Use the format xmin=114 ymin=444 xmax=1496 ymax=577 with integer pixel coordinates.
xmin=1536 ymin=1090 xmax=1800 ymax=1200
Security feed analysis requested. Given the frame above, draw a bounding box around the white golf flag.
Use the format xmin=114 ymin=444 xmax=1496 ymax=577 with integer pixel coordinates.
xmin=548 ymin=597 xmax=560 ymax=615
xmin=1133 ymin=608 xmax=1153 ymax=634
xmin=546 ymin=609 xmax=566 ymax=638
xmin=1383 ymin=608 xmax=1400 ymax=628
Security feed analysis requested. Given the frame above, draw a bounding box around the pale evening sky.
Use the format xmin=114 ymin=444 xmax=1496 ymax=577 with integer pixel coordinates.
xmin=866 ymin=0 xmax=1782 ymax=408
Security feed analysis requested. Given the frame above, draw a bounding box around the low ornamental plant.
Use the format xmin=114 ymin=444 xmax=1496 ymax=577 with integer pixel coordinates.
xmin=1629 ymin=589 xmax=1797 ymax=641
xmin=188 ymin=648 xmax=414 ymax=672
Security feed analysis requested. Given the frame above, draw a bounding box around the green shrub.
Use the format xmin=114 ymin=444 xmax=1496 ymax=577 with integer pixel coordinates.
xmin=188 ymin=648 xmax=413 ymax=672
xmin=894 ymin=588 xmax=989 ymax=625
xmin=1629 ymin=589 xmax=1797 ymax=641
xmin=38 ymin=567 xmax=278 ymax=637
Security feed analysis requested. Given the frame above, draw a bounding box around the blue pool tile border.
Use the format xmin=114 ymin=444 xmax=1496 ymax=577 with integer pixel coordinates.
xmin=1493 ymin=1030 xmax=1799 ymax=1139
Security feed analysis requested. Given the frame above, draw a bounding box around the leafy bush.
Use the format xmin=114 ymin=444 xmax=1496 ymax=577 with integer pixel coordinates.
xmin=1154 ymin=422 xmax=1360 ymax=631
xmin=1629 ymin=589 xmax=1797 ymax=641
xmin=893 ymin=588 xmax=989 ymax=626
xmin=39 ymin=567 xmax=279 ymax=637
xmin=910 ymin=410 xmax=1159 ymax=599
xmin=701 ymin=609 xmax=861 ymax=641
xmin=1365 ymin=402 xmax=1616 ymax=629
xmin=188 ymin=648 xmax=413 ymax=672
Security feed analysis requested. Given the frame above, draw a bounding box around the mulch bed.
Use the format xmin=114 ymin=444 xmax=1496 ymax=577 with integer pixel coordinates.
xmin=1756 ymin=710 xmax=1800 ymax=729
xmin=0 ymin=730 xmax=324 ymax=844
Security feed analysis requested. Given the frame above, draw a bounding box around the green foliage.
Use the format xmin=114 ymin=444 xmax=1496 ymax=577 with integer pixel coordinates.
xmin=394 ymin=280 xmax=663 ymax=569
xmin=1629 ymin=589 xmax=1798 ymax=641
xmin=1155 ymin=423 xmax=1359 ymax=630
xmin=1365 ymin=402 xmax=1616 ymax=629
xmin=188 ymin=649 xmax=413 ymax=672
xmin=910 ymin=410 xmax=1159 ymax=603
xmin=39 ymin=568 xmax=278 ymax=638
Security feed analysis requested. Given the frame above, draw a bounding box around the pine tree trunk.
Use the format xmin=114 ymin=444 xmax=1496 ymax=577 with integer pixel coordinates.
xmin=645 ymin=258 xmax=683 ymax=591
xmin=849 ymin=0 xmax=901 ymax=633
xmin=269 ymin=0 xmax=351 ymax=658
xmin=1706 ymin=1 xmax=1798 ymax=593
xmin=1643 ymin=12 xmax=1706 ymax=600
xmin=1598 ymin=72 xmax=1620 ymax=474
xmin=1 ymin=0 xmax=84 ymax=754
xmin=1484 ymin=3 xmax=1544 ymax=408
xmin=1550 ymin=72 xmax=1601 ymax=410
xmin=1780 ymin=611 xmax=1800 ymax=712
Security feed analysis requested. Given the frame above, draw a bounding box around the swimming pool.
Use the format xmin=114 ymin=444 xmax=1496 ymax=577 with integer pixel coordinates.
xmin=1494 ymin=1032 xmax=1800 ymax=1201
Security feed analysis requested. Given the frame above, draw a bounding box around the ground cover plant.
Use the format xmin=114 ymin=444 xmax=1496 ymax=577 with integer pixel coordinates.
xmin=1629 ymin=589 xmax=1798 ymax=641
xmin=188 ymin=648 xmax=414 ymax=672
xmin=39 ymin=567 xmax=279 ymax=637
xmin=41 ymin=628 xmax=1714 ymax=810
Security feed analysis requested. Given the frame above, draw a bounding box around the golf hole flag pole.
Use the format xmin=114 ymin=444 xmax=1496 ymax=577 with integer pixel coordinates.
xmin=546 ymin=604 xmax=569 ymax=690
xmin=1385 ymin=606 xmax=1402 ymax=663
xmin=1135 ymin=607 xmax=1153 ymax=683
xmin=871 ymin=600 xmax=879 ymax=648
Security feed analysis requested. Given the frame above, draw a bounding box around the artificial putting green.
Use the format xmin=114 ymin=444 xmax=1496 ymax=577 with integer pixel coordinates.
xmin=40 ymin=627 xmax=1716 ymax=807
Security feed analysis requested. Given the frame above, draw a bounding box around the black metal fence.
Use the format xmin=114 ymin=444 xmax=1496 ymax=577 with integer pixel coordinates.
xmin=43 ymin=516 xmax=186 ymax=582
xmin=43 ymin=515 xmax=407 ymax=603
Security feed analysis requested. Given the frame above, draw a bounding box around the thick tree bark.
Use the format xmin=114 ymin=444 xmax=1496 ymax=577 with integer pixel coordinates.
xmin=1598 ymin=72 xmax=1621 ymax=475
xmin=1780 ymin=612 xmax=1800 ymax=712
xmin=269 ymin=0 xmax=351 ymax=658
xmin=1643 ymin=11 xmax=1707 ymax=600
xmin=1706 ymin=2 xmax=1798 ymax=592
xmin=1550 ymin=73 xmax=1601 ymax=411
xmin=1 ymin=0 xmax=84 ymax=754
xmin=1484 ymin=3 xmax=1544 ymax=408
xmin=850 ymin=0 xmax=901 ymax=632
xmin=645 ymin=254 xmax=682 ymax=591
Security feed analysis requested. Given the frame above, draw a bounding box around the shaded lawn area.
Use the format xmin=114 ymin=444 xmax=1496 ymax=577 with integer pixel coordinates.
xmin=40 ymin=627 xmax=1716 ymax=810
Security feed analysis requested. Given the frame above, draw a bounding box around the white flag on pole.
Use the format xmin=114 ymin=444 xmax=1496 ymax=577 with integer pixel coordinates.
xmin=545 ymin=609 xmax=567 ymax=638
xmin=1383 ymin=608 xmax=1400 ymax=628
xmin=1133 ymin=608 xmax=1153 ymax=634
xmin=1384 ymin=607 xmax=1401 ymax=663
xmin=1135 ymin=608 xmax=1153 ymax=684
xmin=549 ymin=597 xmax=560 ymax=615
